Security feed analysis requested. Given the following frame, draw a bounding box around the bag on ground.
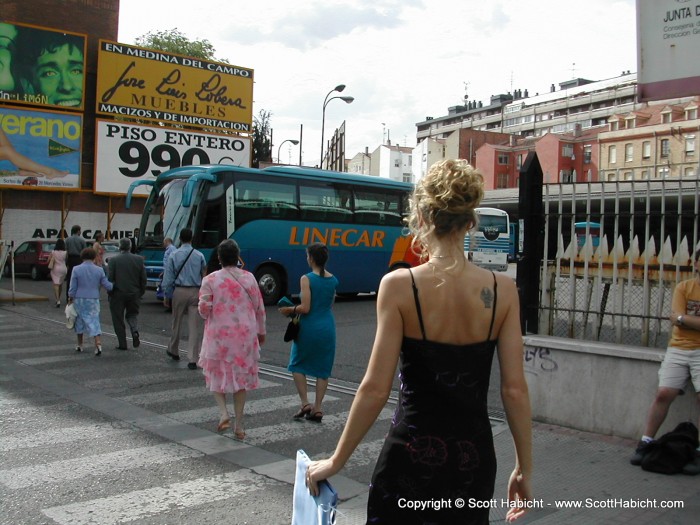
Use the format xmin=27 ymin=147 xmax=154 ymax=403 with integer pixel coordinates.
xmin=641 ymin=422 xmax=699 ymax=475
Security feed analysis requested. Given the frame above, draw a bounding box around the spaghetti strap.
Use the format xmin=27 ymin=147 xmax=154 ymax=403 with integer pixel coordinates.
xmin=408 ymin=268 xmax=427 ymax=340
xmin=487 ymin=271 xmax=498 ymax=341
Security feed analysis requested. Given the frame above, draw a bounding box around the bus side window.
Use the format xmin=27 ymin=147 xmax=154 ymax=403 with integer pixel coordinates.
xmin=299 ymin=183 xmax=351 ymax=223
xmin=354 ymin=190 xmax=402 ymax=226
xmin=235 ymin=179 xmax=297 ymax=226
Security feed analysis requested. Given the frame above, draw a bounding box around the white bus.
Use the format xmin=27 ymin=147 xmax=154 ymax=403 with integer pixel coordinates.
xmin=464 ymin=207 xmax=510 ymax=272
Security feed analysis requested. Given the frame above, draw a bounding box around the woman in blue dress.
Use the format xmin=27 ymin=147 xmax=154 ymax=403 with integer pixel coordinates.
xmin=279 ymin=243 xmax=338 ymax=422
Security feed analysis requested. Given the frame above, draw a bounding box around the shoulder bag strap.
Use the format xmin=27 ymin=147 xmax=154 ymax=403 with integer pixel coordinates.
xmin=173 ymin=248 xmax=194 ymax=282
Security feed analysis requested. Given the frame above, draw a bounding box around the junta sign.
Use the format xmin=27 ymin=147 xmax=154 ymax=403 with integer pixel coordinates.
xmin=95 ymin=41 xmax=254 ymax=132
xmin=94 ymin=120 xmax=251 ymax=195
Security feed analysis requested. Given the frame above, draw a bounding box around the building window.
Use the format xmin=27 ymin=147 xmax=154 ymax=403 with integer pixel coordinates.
xmin=561 ymin=170 xmax=573 ymax=183
xmin=625 ymin=118 xmax=635 ymax=129
xmin=516 ymin=154 xmax=523 ymax=169
xmin=686 ymin=108 xmax=697 ymax=120
xmin=623 ymin=171 xmax=633 ymax=180
xmin=684 ymin=167 xmax=696 ymax=178
xmin=660 ymin=139 xmax=670 ymax=158
xmin=498 ymin=153 xmax=509 ymax=165
xmin=685 ymin=135 xmax=695 ymax=156
xmin=562 ymin=144 xmax=574 ymax=158
xmin=496 ymin=173 xmax=509 ymax=188
xmin=610 ymin=121 xmax=618 ymax=131
xmin=583 ymin=145 xmax=591 ymax=164
xmin=624 ymin=143 xmax=633 ymax=162
xmin=642 ymin=141 xmax=651 ymax=159
xmin=408 ymin=155 xmax=412 ymax=166
xmin=662 ymin=112 xmax=672 ymax=124
xmin=657 ymin=166 xmax=669 ymax=178
xmin=402 ymin=173 xmax=412 ymax=183
xmin=609 ymin=145 xmax=617 ymax=164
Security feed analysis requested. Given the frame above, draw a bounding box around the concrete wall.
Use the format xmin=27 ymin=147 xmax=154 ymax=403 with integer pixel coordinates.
xmin=524 ymin=335 xmax=699 ymax=439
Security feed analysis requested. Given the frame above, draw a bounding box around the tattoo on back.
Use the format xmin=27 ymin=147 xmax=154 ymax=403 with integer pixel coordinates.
xmin=481 ymin=288 xmax=493 ymax=309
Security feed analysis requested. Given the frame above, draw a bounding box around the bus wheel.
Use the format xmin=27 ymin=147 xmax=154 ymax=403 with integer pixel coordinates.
xmin=256 ymin=266 xmax=283 ymax=306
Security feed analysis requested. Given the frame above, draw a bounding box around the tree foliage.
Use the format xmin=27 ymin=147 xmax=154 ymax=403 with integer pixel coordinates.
xmin=251 ymin=110 xmax=272 ymax=168
xmin=135 ymin=28 xmax=226 ymax=62
xmin=134 ymin=28 xmax=271 ymax=166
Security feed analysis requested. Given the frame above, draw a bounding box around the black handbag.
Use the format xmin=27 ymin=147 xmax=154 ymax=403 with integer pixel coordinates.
xmin=284 ymin=314 xmax=301 ymax=342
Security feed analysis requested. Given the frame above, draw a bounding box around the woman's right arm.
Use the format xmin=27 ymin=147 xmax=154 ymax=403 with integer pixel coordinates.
xmin=306 ymin=272 xmax=405 ymax=495
xmin=496 ymin=278 xmax=533 ymax=522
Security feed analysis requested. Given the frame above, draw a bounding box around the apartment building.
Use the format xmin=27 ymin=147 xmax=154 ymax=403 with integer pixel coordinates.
xmin=347 ymin=143 xmax=413 ymax=183
xmin=598 ymin=98 xmax=699 ymax=181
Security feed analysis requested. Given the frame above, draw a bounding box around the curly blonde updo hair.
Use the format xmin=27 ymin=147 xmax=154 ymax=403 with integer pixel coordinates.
xmin=408 ymin=159 xmax=484 ymax=259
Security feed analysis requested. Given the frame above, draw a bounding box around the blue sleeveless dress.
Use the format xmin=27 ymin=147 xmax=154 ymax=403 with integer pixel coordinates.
xmin=287 ymin=272 xmax=339 ymax=379
xmin=366 ymin=270 xmax=499 ymax=524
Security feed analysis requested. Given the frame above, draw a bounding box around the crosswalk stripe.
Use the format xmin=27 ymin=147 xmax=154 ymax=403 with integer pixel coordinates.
xmin=0 ymin=423 xmax=134 ymax=453
xmin=41 ymin=469 xmax=282 ymax=525
xmin=243 ymin=408 xmax=393 ymax=446
xmin=0 ymin=344 xmax=78 ymax=355
xmin=345 ymin=439 xmax=387 ymax=469
xmin=167 ymin=394 xmax=340 ymax=424
xmin=117 ymin=378 xmax=279 ymax=405
xmin=0 ymin=443 xmax=203 ymax=489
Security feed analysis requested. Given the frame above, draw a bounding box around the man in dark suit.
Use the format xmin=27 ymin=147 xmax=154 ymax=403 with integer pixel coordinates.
xmin=108 ymin=238 xmax=147 ymax=350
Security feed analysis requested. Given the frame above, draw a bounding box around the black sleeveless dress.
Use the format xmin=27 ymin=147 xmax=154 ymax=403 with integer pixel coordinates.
xmin=366 ymin=271 xmax=498 ymax=525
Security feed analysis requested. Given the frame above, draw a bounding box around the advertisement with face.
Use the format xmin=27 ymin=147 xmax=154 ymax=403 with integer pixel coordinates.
xmin=94 ymin=120 xmax=251 ymax=195
xmin=0 ymin=106 xmax=81 ymax=189
xmin=0 ymin=21 xmax=86 ymax=111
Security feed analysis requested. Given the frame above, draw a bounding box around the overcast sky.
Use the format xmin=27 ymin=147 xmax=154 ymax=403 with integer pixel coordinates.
xmin=118 ymin=0 xmax=637 ymax=166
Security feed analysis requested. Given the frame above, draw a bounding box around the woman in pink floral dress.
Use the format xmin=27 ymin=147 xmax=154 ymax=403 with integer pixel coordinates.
xmin=198 ymin=239 xmax=266 ymax=439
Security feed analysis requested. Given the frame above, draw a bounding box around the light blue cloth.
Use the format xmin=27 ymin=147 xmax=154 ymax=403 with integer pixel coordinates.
xmin=162 ymin=243 xmax=177 ymax=270
xmin=73 ymin=297 xmax=102 ymax=337
xmin=69 ymin=261 xmax=113 ymax=299
xmin=292 ymin=450 xmax=337 ymax=525
xmin=161 ymin=243 xmax=207 ymax=295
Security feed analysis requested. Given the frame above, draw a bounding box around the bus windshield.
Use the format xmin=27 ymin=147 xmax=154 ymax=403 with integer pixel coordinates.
xmin=465 ymin=207 xmax=510 ymax=272
xmin=141 ymin=179 xmax=193 ymax=247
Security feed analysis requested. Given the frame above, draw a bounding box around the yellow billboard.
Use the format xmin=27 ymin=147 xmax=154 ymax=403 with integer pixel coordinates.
xmin=95 ymin=41 xmax=253 ymax=132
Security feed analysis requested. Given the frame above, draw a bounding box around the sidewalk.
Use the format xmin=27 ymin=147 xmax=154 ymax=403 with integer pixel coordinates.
xmin=335 ymin=421 xmax=699 ymax=524
xmin=0 ymin=286 xmax=48 ymax=304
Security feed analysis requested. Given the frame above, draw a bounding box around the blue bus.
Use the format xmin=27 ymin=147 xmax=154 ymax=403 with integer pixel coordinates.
xmin=464 ymin=207 xmax=510 ymax=272
xmin=126 ymin=164 xmax=417 ymax=304
xmin=574 ymin=221 xmax=601 ymax=248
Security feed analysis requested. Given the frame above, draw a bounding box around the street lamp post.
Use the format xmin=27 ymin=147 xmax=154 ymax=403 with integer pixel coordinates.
xmin=277 ymin=139 xmax=300 ymax=164
xmin=320 ymin=84 xmax=354 ymax=169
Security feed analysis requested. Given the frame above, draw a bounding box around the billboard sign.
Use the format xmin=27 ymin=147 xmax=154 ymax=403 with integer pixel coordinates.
xmin=94 ymin=120 xmax=251 ymax=195
xmin=0 ymin=106 xmax=81 ymax=189
xmin=636 ymin=0 xmax=700 ymax=101
xmin=95 ymin=41 xmax=254 ymax=132
xmin=0 ymin=21 xmax=86 ymax=111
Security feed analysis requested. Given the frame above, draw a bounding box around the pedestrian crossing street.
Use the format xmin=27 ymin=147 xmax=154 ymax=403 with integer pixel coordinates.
xmin=0 ymin=317 xmax=388 ymax=524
